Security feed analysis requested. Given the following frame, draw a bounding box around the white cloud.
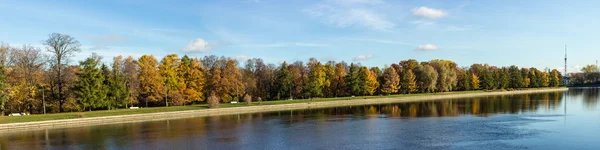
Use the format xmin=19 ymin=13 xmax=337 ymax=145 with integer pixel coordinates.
xmin=341 ymin=37 xmax=413 ymax=45
xmin=234 ymin=55 xmax=251 ymax=62
xmin=87 ymin=35 xmax=127 ymax=43
xmin=415 ymin=44 xmax=439 ymax=51
xmin=89 ymin=45 xmax=110 ymax=50
xmin=353 ymin=54 xmax=373 ymax=61
xmin=412 ymin=7 xmax=447 ymax=19
xmin=243 ymin=42 xmax=329 ymax=48
xmin=181 ymin=38 xmax=212 ymax=53
xmin=305 ymin=0 xmax=394 ymax=31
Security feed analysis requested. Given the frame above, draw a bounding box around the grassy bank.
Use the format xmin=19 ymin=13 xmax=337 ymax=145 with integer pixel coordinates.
xmin=0 ymin=88 xmax=562 ymax=124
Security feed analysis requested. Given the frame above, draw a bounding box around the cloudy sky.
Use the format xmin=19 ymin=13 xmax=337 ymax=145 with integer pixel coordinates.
xmin=0 ymin=0 xmax=597 ymax=73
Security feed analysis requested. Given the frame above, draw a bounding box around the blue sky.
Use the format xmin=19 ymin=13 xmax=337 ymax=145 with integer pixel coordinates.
xmin=0 ymin=0 xmax=598 ymax=73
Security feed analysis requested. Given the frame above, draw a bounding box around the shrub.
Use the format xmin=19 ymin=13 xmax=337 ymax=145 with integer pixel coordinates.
xmin=207 ymin=95 xmax=220 ymax=108
xmin=243 ymin=94 xmax=252 ymax=105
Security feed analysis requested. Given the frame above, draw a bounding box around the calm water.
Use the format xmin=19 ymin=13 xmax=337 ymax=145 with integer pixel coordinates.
xmin=1 ymin=88 xmax=600 ymax=150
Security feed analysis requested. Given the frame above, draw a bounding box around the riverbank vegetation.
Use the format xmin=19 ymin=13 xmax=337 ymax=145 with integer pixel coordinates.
xmin=0 ymin=33 xmax=564 ymax=115
xmin=568 ymin=64 xmax=600 ymax=86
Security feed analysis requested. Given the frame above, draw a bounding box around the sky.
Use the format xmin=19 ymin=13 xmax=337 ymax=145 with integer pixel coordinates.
xmin=0 ymin=0 xmax=598 ymax=73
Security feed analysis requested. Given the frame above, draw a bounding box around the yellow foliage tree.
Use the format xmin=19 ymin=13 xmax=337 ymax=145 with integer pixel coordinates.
xmin=471 ymin=73 xmax=480 ymax=90
xmin=137 ymin=55 xmax=164 ymax=107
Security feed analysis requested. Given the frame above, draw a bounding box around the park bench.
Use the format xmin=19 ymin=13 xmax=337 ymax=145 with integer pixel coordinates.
xmin=9 ymin=113 xmax=27 ymax=116
xmin=230 ymin=101 xmax=238 ymax=104
xmin=129 ymin=107 xmax=140 ymax=109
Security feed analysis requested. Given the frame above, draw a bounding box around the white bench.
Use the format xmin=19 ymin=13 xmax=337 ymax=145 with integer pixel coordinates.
xmin=10 ymin=113 xmax=22 ymax=116
xmin=129 ymin=107 xmax=140 ymax=109
xmin=230 ymin=101 xmax=238 ymax=104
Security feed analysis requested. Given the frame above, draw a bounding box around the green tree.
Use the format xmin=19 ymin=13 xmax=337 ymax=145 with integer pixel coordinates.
xmin=415 ymin=64 xmax=437 ymax=93
xmin=581 ymin=64 xmax=599 ymax=84
xmin=346 ymin=63 xmax=361 ymax=96
xmin=107 ymin=56 xmax=129 ymax=109
xmin=457 ymin=69 xmax=472 ymax=91
xmin=508 ymin=66 xmax=523 ymax=88
xmin=0 ymin=44 xmax=7 ymax=115
xmin=74 ymin=54 xmax=106 ymax=111
xmin=381 ymin=66 xmax=400 ymax=95
xmin=481 ymin=69 xmax=495 ymax=90
xmin=274 ymin=61 xmax=292 ymax=100
xmin=323 ymin=63 xmax=335 ymax=97
xmin=401 ymin=69 xmax=418 ymax=94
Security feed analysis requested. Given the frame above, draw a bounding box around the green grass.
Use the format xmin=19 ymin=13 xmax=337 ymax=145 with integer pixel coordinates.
xmin=0 ymin=88 xmax=563 ymax=124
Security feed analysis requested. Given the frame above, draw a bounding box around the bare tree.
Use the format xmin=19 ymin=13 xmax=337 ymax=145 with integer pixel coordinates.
xmin=8 ymin=45 xmax=47 ymax=114
xmin=43 ymin=33 xmax=81 ymax=112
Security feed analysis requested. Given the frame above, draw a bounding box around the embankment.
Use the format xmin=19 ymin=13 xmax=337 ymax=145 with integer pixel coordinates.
xmin=0 ymin=88 xmax=567 ymax=133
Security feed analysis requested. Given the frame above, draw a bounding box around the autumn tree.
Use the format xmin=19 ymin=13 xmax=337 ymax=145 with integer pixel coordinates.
xmin=401 ymin=69 xmax=418 ymax=94
xmin=123 ymin=56 xmax=139 ymax=106
xmin=549 ymin=69 xmax=561 ymax=87
xmin=359 ymin=66 xmax=379 ymax=96
xmin=43 ymin=33 xmax=81 ymax=112
xmin=221 ymin=59 xmax=245 ymax=102
xmin=179 ymin=56 xmax=204 ymax=103
xmin=428 ymin=59 xmax=458 ymax=92
xmin=471 ymin=73 xmax=480 ymax=90
xmin=74 ymin=54 xmax=105 ymax=111
xmin=381 ymin=66 xmax=400 ymax=95
xmin=137 ymin=55 xmax=164 ymax=107
xmin=305 ymin=58 xmax=326 ymax=98
xmin=7 ymin=45 xmax=46 ymax=114
xmin=159 ymin=54 xmax=184 ymax=106
xmin=289 ymin=62 xmax=304 ymax=99
xmin=332 ymin=63 xmax=347 ymax=97
xmin=581 ymin=65 xmax=599 ymax=84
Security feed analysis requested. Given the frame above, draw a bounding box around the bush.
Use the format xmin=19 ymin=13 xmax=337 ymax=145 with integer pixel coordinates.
xmin=243 ymin=94 xmax=252 ymax=105
xmin=207 ymin=95 xmax=220 ymax=108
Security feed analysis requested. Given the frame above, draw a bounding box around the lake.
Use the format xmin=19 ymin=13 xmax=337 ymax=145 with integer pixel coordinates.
xmin=1 ymin=88 xmax=599 ymax=149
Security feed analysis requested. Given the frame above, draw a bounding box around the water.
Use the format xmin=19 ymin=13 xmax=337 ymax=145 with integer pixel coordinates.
xmin=1 ymin=88 xmax=599 ymax=149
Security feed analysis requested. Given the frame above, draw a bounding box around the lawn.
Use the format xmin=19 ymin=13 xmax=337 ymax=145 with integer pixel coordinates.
xmin=0 ymin=88 xmax=561 ymax=124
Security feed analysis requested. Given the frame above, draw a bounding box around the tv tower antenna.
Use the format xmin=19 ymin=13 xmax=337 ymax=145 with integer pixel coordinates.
xmin=564 ymin=45 xmax=567 ymax=77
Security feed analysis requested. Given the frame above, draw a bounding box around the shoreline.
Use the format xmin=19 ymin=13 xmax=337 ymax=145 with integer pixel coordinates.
xmin=0 ymin=88 xmax=567 ymax=133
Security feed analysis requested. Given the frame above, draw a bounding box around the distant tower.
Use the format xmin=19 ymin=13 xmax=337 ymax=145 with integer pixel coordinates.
xmin=564 ymin=45 xmax=567 ymax=76
xmin=564 ymin=45 xmax=568 ymax=85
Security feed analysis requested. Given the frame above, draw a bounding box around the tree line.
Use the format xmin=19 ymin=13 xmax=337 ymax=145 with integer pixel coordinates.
xmin=0 ymin=33 xmax=564 ymax=115
xmin=569 ymin=64 xmax=599 ymax=86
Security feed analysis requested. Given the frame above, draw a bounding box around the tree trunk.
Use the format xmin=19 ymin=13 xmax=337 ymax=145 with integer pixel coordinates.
xmin=58 ymin=60 xmax=65 ymax=112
